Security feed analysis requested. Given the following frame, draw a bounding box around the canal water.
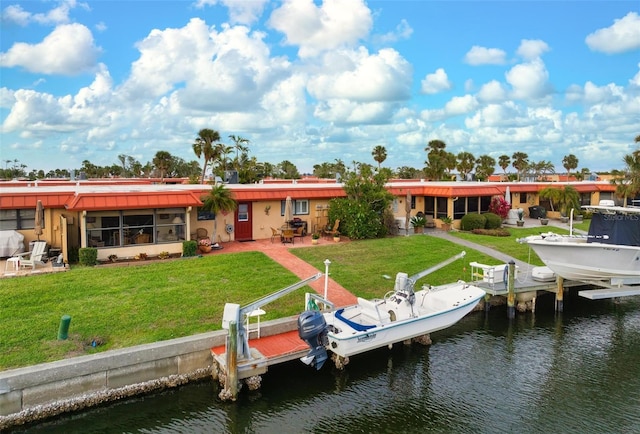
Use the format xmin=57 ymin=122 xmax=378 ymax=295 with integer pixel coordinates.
xmin=10 ymin=293 xmax=640 ymax=434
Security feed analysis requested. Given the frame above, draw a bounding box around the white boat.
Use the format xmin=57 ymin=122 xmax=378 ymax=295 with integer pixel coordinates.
xmin=298 ymin=252 xmax=485 ymax=369
xmin=521 ymin=205 xmax=640 ymax=283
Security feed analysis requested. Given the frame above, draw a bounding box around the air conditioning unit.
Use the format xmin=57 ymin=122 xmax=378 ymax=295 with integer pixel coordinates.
xmin=224 ymin=170 xmax=238 ymax=184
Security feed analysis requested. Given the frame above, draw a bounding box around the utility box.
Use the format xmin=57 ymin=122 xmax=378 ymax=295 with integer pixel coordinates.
xmin=528 ymin=206 xmax=546 ymax=219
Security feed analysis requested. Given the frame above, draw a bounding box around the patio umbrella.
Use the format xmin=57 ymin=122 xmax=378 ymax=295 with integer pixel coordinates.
xmin=284 ymin=196 xmax=293 ymax=228
xmin=505 ymin=185 xmax=511 ymax=206
xmin=405 ymin=191 xmax=411 ymax=236
xmin=34 ymin=200 xmax=43 ymax=241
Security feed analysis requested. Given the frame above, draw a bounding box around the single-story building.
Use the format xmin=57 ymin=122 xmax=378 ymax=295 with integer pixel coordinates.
xmin=0 ymin=178 xmax=618 ymax=261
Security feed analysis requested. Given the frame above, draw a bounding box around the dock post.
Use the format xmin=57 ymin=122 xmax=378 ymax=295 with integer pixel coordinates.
xmin=484 ymin=293 xmax=491 ymax=312
xmin=555 ymin=276 xmax=564 ymax=312
xmin=507 ymin=260 xmax=516 ymax=319
xmin=225 ymin=321 xmax=238 ymax=401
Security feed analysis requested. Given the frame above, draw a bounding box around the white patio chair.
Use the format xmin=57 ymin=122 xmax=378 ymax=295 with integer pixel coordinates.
xmin=14 ymin=241 xmax=47 ymax=270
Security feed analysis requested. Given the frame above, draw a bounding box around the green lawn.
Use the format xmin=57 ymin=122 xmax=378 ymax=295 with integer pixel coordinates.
xmin=0 ymin=227 xmax=573 ymax=370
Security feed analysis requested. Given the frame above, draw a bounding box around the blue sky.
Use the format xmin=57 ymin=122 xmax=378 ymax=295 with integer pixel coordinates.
xmin=1 ymin=0 xmax=639 ymax=176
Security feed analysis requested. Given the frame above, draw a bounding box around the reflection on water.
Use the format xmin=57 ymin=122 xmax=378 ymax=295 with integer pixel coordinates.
xmin=11 ymin=294 xmax=640 ymax=434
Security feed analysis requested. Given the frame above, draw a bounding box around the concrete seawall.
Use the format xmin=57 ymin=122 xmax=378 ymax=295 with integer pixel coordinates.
xmin=0 ymin=317 xmax=298 ymax=429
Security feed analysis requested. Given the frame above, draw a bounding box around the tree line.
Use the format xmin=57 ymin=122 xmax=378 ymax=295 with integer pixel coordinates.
xmin=2 ymin=133 xmax=638 ymax=192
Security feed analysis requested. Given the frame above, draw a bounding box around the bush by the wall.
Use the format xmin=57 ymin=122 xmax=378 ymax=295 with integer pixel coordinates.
xmin=182 ymin=240 xmax=198 ymax=257
xmin=483 ymin=212 xmax=502 ymax=229
xmin=67 ymin=246 xmax=79 ymax=264
xmin=78 ymin=247 xmax=98 ymax=266
xmin=460 ymin=214 xmax=486 ymax=231
xmin=471 ymin=228 xmax=511 ymax=237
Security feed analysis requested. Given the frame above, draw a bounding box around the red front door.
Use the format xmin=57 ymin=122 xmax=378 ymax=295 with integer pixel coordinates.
xmin=235 ymin=202 xmax=253 ymax=241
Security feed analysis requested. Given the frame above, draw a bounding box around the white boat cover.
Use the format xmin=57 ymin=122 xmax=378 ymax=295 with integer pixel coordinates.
xmin=0 ymin=230 xmax=25 ymax=257
xmin=531 ymin=266 xmax=555 ymax=282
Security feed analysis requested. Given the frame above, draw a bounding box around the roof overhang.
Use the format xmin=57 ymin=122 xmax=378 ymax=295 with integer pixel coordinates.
xmin=65 ymin=191 xmax=203 ymax=211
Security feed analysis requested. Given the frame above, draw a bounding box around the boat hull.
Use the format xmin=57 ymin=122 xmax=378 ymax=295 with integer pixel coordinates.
xmin=526 ymin=238 xmax=640 ymax=281
xmin=324 ymin=283 xmax=485 ymax=358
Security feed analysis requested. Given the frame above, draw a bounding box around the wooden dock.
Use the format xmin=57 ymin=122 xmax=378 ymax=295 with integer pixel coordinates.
xmin=211 ymin=330 xmax=310 ymax=383
xmin=212 ymin=330 xmax=308 ymax=366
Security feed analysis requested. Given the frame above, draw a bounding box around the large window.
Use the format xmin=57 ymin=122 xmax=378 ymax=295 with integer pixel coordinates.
xmin=436 ymin=197 xmax=448 ymax=219
xmin=281 ymin=199 xmax=309 ymax=216
xmin=0 ymin=209 xmax=35 ymax=230
xmin=453 ymin=198 xmax=466 ymax=220
xmin=86 ymin=208 xmax=185 ymax=248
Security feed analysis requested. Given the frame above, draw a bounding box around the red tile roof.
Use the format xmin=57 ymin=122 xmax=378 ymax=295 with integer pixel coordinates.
xmin=64 ymin=191 xmax=203 ymax=211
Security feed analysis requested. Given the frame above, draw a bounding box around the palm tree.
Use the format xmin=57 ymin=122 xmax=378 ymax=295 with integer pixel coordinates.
xmin=475 ymin=155 xmax=496 ymax=181
xmin=456 ymin=151 xmax=475 ymax=180
xmin=372 ymin=145 xmax=387 ymax=169
xmin=562 ymin=154 xmax=579 ymax=179
xmin=200 ymin=184 xmax=237 ymax=244
xmin=539 ymin=185 xmax=580 ymax=216
xmin=511 ymin=152 xmax=529 ymax=181
xmin=229 ymin=135 xmax=250 ymax=170
xmin=214 ymin=142 xmax=233 ymax=174
xmin=611 ymin=146 xmax=640 ymax=205
xmin=498 ymin=155 xmax=510 ymax=176
xmin=193 ymin=128 xmax=221 ymax=184
xmin=152 ymin=151 xmax=172 ymax=181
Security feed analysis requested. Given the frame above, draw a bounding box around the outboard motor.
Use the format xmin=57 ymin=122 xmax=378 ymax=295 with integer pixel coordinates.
xmin=297 ymin=310 xmax=329 ymax=370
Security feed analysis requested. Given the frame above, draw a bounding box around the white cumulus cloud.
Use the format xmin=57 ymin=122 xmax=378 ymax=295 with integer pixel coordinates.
xmin=0 ymin=23 xmax=101 ymax=75
xmin=464 ymin=46 xmax=507 ymax=65
xmin=420 ymin=68 xmax=452 ymax=94
xmin=268 ymin=0 xmax=372 ymax=58
xmin=505 ymin=58 xmax=552 ymax=100
xmin=516 ymin=39 xmax=550 ymax=60
xmin=586 ymin=12 xmax=640 ymax=54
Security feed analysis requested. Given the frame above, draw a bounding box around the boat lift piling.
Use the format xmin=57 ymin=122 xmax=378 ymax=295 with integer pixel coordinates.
xmin=555 ymin=276 xmax=564 ymax=312
xmin=507 ymin=260 xmax=516 ymax=319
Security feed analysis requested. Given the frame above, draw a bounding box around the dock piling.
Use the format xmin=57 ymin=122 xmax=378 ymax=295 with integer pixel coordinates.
xmin=555 ymin=276 xmax=564 ymax=312
xmin=507 ymin=260 xmax=516 ymax=319
xmin=223 ymin=321 xmax=238 ymax=401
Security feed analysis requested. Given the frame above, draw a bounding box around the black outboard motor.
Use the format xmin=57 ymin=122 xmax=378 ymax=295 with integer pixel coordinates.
xmin=297 ymin=310 xmax=329 ymax=370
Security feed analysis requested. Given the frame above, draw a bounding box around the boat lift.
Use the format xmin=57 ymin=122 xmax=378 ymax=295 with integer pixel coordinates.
xmin=216 ymin=273 xmax=323 ymax=400
xmin=222 ymin=272 xmax=323 ymax=361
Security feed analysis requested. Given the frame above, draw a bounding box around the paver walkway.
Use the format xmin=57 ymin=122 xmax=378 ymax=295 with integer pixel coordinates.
xmin=203 ymin=237 xmax=357 ymax=307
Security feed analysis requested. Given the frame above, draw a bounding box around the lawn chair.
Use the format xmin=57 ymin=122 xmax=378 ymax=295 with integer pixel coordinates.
xmin=425 ymin=215 xmax=436 ymax=228
xmin=270 ymin=227 xmax=280 ymax=243
xmin=196 ymin=228 xmax=209 ymax=243
xmin=13 ymin=241 xmax=47 ymax=270
xmin=281 ymin=229 xmax=294 ymax=244
xmin=293 ymin=226 xmax=305 ymax=243
xmin=323 ymin=219 xmax=340 ymax=239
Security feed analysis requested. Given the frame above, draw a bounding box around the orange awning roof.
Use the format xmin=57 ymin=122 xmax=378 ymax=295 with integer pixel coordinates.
xmin=0 ymin=194 xmax=73 ymax=209
xmin=388 ymin=185 xmax=504 ymax=197
xmin=65 ymin=191 xmax=203 ymax=211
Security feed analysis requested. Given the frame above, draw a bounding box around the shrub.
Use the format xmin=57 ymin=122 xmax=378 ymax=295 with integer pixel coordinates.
xmin=67 ymin=246 xmax=79 ymax=264
xmin=328 ymin=198 xmax=385 ymax=239
xmin=471 ymin=228 xmax=511 ymax=237
xmin=483 ymin=212 xmax=502 ymax=229
xmin=182 ymin=240 xmax=198 ymax=257
xmin=78 ymin=247 xmax=98 ymax=266
xmin=461 ymin=214 xmax=486 ymax=231
xmin=410 ymin=215 xmax=427 ymax=227
xmin=488 ymin=195 xmax=511 ymax=219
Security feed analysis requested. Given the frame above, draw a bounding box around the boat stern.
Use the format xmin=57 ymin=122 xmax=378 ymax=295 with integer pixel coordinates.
xmin=297 ymin=310 xmax=329 ymax=370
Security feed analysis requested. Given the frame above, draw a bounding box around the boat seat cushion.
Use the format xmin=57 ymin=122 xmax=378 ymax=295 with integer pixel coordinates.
xmin=358 ymin=297 xmax=390 ymax=324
